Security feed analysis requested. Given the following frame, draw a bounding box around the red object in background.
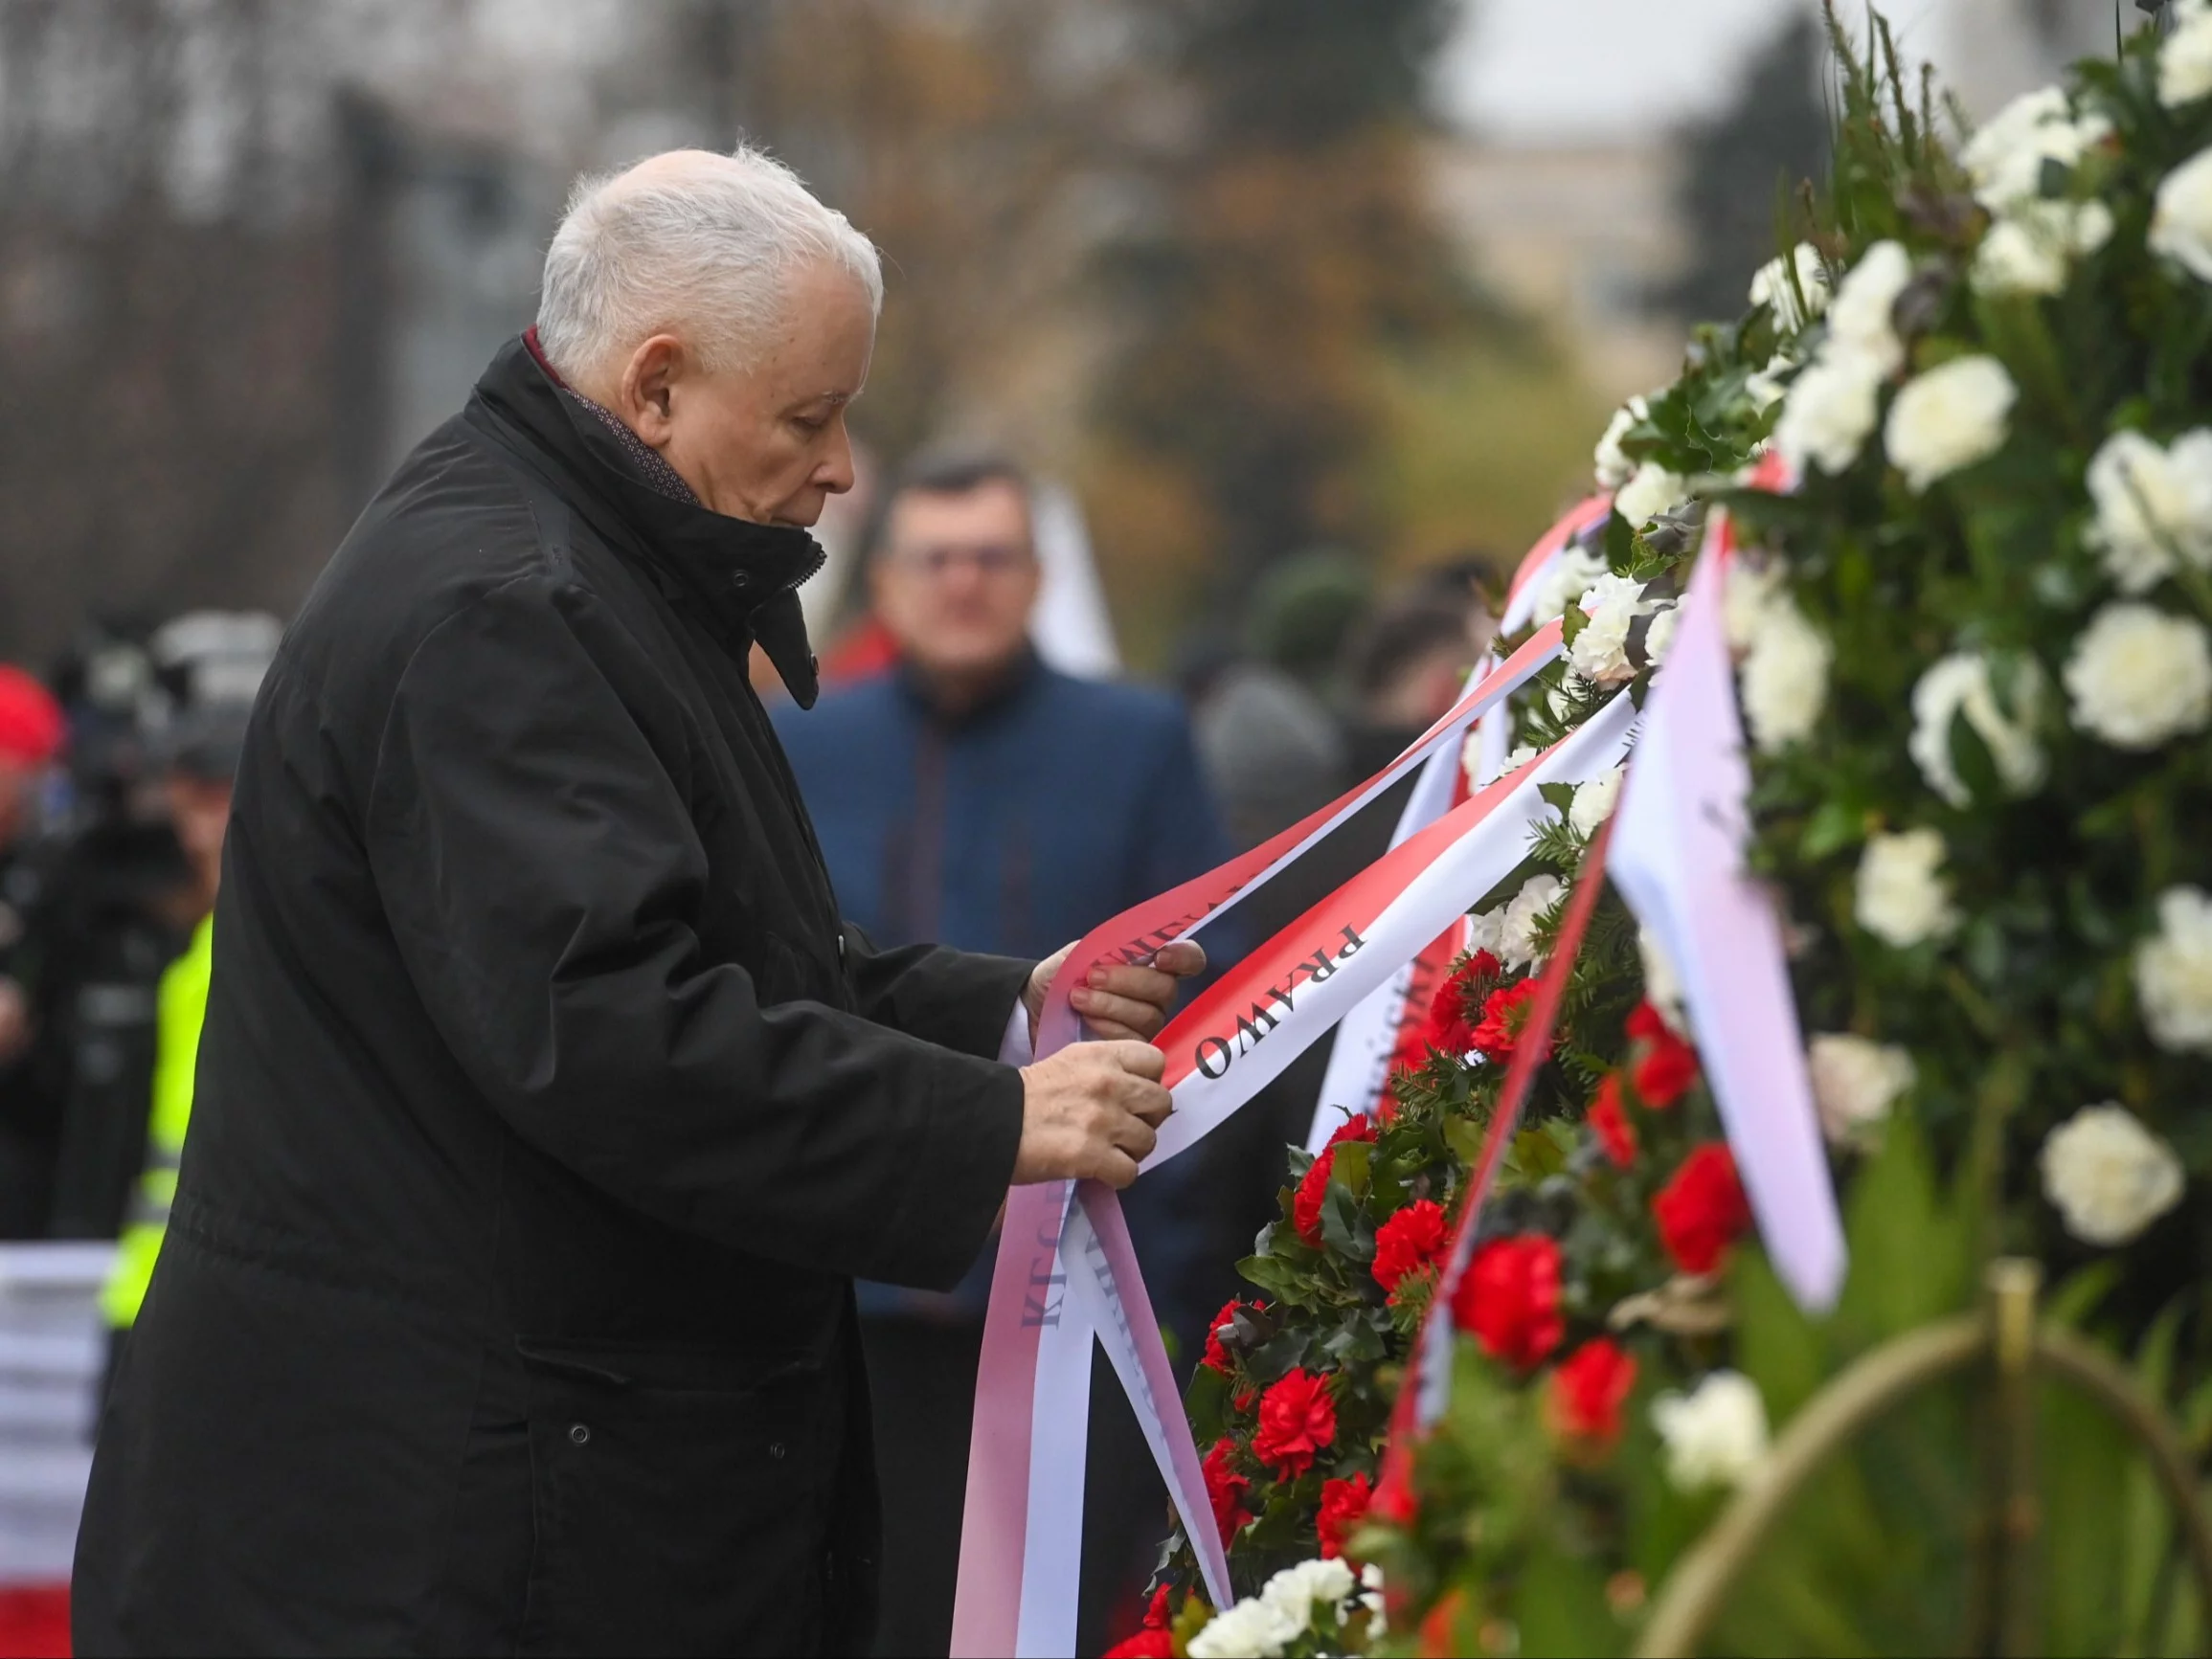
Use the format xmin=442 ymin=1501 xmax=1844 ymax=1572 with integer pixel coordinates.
xmin=0 ymin=666 xmax=65 ymax=767
xmin=0 ymin=1584 xmax=70 ymax=1658
xmin=818 ymin=614 xmax=900 ymax=687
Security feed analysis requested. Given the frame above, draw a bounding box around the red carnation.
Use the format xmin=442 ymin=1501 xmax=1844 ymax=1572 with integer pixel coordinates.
xmin=1653 ymin=1143 xmax=1750 ymax=1275
xmin=1370 ymin=1199 xmax=1448 ymax=1296
xmin=1470 ymin=978 xmax=1545 ymax=1064
xmin=1202 ymin=1297 xmax=1260 ymax=1375
xmin=1317 ymin=1470 xmax=1373 ymax=1559
xmin=1104 ymin=1586 xmax=1176 ymax=1658
xmin=1294 ymin=1116 xmax=1376 ymax=1245
xmin=1448 ymin=1233 xmax=1564 ymax=1369
xmin=1547 ymin=1337 xmax=1637 ymax=1446
xmin=1588 ymin=1073 xmax=1636 ymax=1168
xmin=1422 ymin=977 xmax=1478 ymax=1057
xmin=1625 ymin=1000 xmax=1670 ymax=1042
xmin=1633 ymin=1025 xmax=1699 ymax=1108
xmin=1201 ymin=1436 xmax=1253 ymax=1546
xmin=1253 ymin=1368 xmax=1338 ymax=1477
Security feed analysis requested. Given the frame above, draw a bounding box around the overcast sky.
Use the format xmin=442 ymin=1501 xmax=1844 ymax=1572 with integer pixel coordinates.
xmin=1437 ymin=0 xmax=1955 ymax=143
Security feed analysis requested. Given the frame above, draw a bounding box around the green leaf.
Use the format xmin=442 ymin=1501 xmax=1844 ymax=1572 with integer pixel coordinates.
xmin=1444 ymin=1115 xmax=1487 ymax=1171
xmin=1332 ymin=1139 xmax=1372 ymax=1199
xmin=1322 ymin=1181 xmax=1376 ymax=1264
xmin=1185 ymin=1356 xmax=1230 ymax=1445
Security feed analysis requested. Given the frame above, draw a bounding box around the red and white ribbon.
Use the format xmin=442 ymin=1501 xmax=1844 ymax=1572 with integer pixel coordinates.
xmin=1607 ymin=507 xmax=1843 ymax=1310
xmin=952 ymin=628 xmax=1571 ymax=1656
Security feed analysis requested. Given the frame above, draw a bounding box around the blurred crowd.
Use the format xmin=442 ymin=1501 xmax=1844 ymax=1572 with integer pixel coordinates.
xmin=0 ymin=456 xmax=1498 ymax=1657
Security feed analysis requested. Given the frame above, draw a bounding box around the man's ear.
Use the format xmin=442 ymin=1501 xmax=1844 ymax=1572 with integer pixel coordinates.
xmin=620 ymin=334 xmax=684 ymax=449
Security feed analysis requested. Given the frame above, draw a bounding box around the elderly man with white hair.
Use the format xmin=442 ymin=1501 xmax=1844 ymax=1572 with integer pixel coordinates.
xmin=71 ymin=147 xmax=1199 ymax=1657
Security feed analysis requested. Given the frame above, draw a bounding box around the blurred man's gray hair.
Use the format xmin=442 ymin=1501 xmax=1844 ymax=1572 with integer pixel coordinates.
xmin=534 ymin=146 xmax=882 ymax=382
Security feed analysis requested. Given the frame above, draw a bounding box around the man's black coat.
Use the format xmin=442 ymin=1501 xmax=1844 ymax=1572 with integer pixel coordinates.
xmin=72 ymin=338 xmax=1031 ymax=1656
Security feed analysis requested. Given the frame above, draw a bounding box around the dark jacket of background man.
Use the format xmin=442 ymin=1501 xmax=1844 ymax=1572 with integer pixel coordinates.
xmin=71 ymin=337 xmax=1034 ymax=1657
xmin=776 ymin=456 xmax=1230 ymax=1657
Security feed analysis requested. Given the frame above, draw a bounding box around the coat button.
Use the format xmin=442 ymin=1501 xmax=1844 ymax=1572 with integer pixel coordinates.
xmin=731 ymin=572 xmax=754 ymax=594
xmin=569 ymin=1424 xmax=591 ymax=1446
xmin=836 ymin=934 xmax=846 ymax=963
xmin=769 ymin=1441 xmax=787 ymax=1461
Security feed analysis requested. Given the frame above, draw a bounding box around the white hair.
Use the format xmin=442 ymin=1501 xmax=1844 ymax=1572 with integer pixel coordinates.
xmin=534 ymin=145 xmax=883 ymax=381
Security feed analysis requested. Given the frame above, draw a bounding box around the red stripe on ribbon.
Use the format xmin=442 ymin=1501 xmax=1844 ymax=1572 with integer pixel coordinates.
xmin=1374 ymin=817 xmax=1614 ymax=1537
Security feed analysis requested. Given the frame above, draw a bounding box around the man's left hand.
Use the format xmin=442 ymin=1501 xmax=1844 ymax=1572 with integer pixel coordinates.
xmin=1024 ymin=939 xmax=1207 ymax=1045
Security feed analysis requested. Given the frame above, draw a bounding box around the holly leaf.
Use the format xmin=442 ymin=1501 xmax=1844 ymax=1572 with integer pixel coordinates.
xmin=1185 ymin=1356 xmax=1231 ymax=1444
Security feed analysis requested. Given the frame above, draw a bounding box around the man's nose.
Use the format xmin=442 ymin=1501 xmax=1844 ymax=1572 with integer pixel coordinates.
xmin=817 ymin=422 xmax=856 ymax=496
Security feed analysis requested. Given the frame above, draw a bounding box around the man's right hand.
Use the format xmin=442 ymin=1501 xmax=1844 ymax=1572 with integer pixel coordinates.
xmin=1011 ymin=1041 xmax=1173 ymax=1189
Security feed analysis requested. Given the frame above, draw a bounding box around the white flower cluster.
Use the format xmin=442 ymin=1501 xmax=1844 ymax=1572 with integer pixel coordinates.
xmin=1738 ymin=596 xmax=1833 ymax=754
xmin=1772 ymin=240 xmax=1912 ymax=477
xmin=1471 ymin=873 xmax=1564 ymax=973
xmin=1593 ymin=396 xmax=1648 ymax=490
xmin=1808 ymin=1033 xmax=1915 ymax=1148
xmin=1523 ymin=545 xmax=1612 ymax=629
xmin=1653 ymin=1371 xmax=1772 ymax=1491
xmin=1749 ymin=241 xmax=1830 ymax=332
xmin=1569 ymin=573 xmax=1670 ymax=685
xmin=1885 ymin=355 xmax=2018 ymax=493
xmin=2164 ymin=1 xmax=2212 ymax=108
xmin=1855 ymin=827 xmax=1959 ymax=950
xmin=2152 ymin=146 xmax=2212 ymax=282
xmin=1907 ymin=652 xmax=2047 ymax=806
xmin=2135 ymin=886 xmax=2212 ymax=1054
xmin=1959 ymin=85 xmax=2111 ymax=213
xmin=1186 ymin=1557 xmax=1382 ymax=1659
xmin=2040 ymin=1104 xmax=2185 ymax=1247
xmin=1569 ymin=763 xmax=1625 ymax=838
xmin=2085 ymin=428 xmax=2212 ymax=594
xmin=1970 ymin=198 xmax=2114 ymax=299
xmin=2063 ymin=602 xmax=2212 ymax=751
xmin=1614 ymin=461 xmax=1689 ymax=528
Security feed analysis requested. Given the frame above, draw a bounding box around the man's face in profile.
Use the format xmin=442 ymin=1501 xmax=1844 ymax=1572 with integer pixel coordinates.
xmin=872 ymin=479 xmax=1043 ymax=688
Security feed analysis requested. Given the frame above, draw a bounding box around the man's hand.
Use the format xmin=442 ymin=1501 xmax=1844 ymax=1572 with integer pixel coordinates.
xmin=1012 ymin=1041 xmax=1174 ymax=1188
xmin=1023 ymin=938 xmax=1207 ymax=1043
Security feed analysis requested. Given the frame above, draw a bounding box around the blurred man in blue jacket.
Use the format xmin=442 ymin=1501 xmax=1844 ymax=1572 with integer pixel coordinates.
xmin=776 ymin=452 xmax=1230 ymax=1657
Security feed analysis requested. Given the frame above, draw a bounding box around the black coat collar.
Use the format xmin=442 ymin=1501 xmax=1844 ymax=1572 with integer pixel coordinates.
xmin=467 ymin=335 xmax=825 ymax=707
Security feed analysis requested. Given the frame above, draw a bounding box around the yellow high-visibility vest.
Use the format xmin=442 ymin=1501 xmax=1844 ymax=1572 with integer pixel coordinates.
xmin=102 ymin=914 xmax=212 ymax=1329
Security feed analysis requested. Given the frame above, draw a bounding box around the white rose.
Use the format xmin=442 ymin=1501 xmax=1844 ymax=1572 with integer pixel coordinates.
xmin=1644 ymin=602 xmax=1680 ymax=667
xmin=2040 ymin=1104 xmax=2185 ymax=1247
xmin=1962 ymin=86 xmax=2112 ymax=211
xmin=2150 ymin=146 xmax=2212 ymax=283
xmin=1826 ymin=240 xmax=1913 ymax=374
xmin=1749 ymin=241 xmax=1829 ymax=331
xmin=1569 ymin=764 xmax=1625 ymax=838
xmin=1637 ymin=927 xmax=1689 ymax=1034
xmin=1773 ymin=348 xmax=1885 ymax=476
xmin=1466 ymin=903 xmax=1506 ymax=960
xmin=1907 ymin=652 xmax=2047 ymax=807
xmin=1500 ymin=874 xmax=1566 ymax=971
xmin=1884 ymin=355 xmax=2018 ymax=493
xmin=2135 ymin=886 xmax=2212 ymax=1054
xmin=1652 ymin=1371 xmax=1771 ymax=1491
xmin=1188 ymin=1593 xmax=1304 ymax=1659
xmin=2063 ymin=602 xmax=2212 ymax=750
xmin=1524 ymin=546 xmax=1610 ymax=628
xmin=1593 ymin=396 xmax=1648 ymax=489
xmin=1970 ymin=201 xmax=2110 ymax=298
xmin=1724 ymin=559 xmax=1789 ymax=652
xmin=1807 ymin=1033 xmax=1915 ymax=1147
xmin=1261 ymin=1557 xmax=1356 ymax=1619
xmin=1740 ymin=599 xmax=1833 ymax=752
xmin=1569 ymin=573 xmax=1650 ymax=684
xmin=2161 ymin=8 xmax=2212 ymax=107
xmin=1614 ymin=461 xmax=1688 ymax=527
xmin=1855 ymin=827 xmax=1959 ymax=949
xmin=2085 ymin=428 xmax=2212 ymax=594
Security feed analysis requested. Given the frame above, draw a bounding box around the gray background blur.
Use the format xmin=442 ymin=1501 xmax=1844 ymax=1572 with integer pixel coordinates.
xmin=0 ymin=0 xmax=2111 ymax=674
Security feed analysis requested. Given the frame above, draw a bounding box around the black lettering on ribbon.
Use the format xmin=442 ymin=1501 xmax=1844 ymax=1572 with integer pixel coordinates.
xmin=1195 ymin=1036 xmax=1233 ymax=1080
xmin=1022 ymin=1252 xmax=1067 ymax=1329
